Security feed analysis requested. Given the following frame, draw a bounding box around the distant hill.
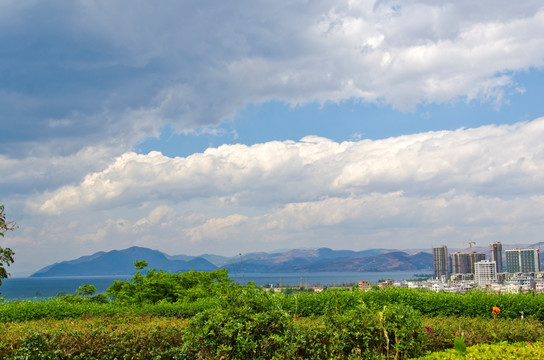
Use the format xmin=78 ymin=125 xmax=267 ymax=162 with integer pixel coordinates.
xmin=31 ymin=246 xmax=217 ymax=277
xmin=167 ymin=253 xmax=231 ymax=267
xmin=30 ymin=246 xmax=434 ymax=277
xmin=306 ymin=251 xmax=433 ymax=272
xmin=221 ymin=248 xmax=432 ymax=273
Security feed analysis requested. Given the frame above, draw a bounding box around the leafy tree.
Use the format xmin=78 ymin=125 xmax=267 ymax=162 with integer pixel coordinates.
xmin=75 ymin=284 xmax=97 ymax=297
xmin=107 ymin=262 xmax=232 ymax=304
xmin=0 ymin=205 xmax=17 ymax=287
xmin=134 ymin=259 xmax=149 ymax=270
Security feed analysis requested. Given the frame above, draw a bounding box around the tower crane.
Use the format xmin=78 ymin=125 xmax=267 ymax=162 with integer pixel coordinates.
xmin=451 ymin=240 xmax=477 ymax=274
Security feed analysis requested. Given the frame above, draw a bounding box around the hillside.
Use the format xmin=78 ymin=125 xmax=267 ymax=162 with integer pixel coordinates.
xmin=31 ymin=246 xmax=432 ymax=277
xmin=31 ymin=247 xmax=217 ymax=277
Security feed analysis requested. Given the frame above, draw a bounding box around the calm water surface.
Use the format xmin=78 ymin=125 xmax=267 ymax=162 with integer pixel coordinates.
xmin=0 ymin=271 xmax=427 ymax=300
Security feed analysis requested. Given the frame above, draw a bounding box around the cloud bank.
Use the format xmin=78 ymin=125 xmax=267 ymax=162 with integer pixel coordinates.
xmin=37 ymin=118 xmax=544 ymax=215
xmin=6 ymin=118 xmax=535 ymax=269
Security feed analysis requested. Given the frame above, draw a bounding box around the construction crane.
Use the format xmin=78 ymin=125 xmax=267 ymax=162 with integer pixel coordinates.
xmin=451 ymin=240 xmax=477 ymax=274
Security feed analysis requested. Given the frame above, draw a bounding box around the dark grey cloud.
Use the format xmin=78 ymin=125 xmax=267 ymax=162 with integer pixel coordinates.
xmin=2 ymin=0 xmax=543 ymax=158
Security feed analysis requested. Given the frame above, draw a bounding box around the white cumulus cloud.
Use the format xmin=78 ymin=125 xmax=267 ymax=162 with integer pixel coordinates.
xmin=35 ymin=117 xmax=544 ymax=215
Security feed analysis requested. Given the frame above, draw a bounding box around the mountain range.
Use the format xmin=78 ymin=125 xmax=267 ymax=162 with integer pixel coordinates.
xmin=31 ymin=247 xmax=217 ymax=277
xmin=30 ymin=246 xmax=433 ymax=277
xmin=30 ymin=241 xmax=544 ymax=277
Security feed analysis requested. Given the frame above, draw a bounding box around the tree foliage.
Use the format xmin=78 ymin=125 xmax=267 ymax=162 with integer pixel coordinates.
xmin=0 ymin=205 xmax=16 ymax=287
xmin=75 ymin=284 xmax=97 ymax=297
xmin=106 ymin=261 xmax=232 ymax=304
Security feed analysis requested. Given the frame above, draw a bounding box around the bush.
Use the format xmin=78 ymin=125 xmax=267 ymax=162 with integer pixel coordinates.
xmin=183 ymin=306 xmax=292 ymax=359
xmin=414 ymin=341 xmax=544 ymax=359
xmin=1 ymin=312 xmax=543 ymax=359
xmin=4 ymin=277 xmax=544 ymax=358
xmin=420 ymin=315 xmax=544 ymax=352
xmin=0 ymin=316 xmax=187 ymax=359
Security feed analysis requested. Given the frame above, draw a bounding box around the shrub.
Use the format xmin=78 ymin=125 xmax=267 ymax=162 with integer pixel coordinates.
xmin=0 ymin=316 xmax=187 ymax=359
xmin=419 ymin=315 xmax=544 ymax=352
xmin=414 ymin=341 xmax=544 ymax=359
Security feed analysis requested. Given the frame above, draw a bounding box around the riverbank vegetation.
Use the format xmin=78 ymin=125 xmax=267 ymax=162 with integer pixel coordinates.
xmin=1 ymin=265 xmax=544 ymax=359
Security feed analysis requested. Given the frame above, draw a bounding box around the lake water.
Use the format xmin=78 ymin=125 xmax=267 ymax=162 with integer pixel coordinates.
xmin=0 ymin=270 xmax=427 ymax=300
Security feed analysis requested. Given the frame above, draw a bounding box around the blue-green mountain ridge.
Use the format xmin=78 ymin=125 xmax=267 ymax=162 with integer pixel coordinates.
xmin=30 ymin=246 xmax=434 ymax=277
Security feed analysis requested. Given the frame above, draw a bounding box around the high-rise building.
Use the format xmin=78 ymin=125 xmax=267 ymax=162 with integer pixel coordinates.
xmin=450 ymin=252 xmax=486 ymax=274
xmin=506 ymin=248 xmax=541 ymax=273
xmin=451 ymin=252 xmax=467 ymax=274
xmin=490 ymin=242 xmax=503 ymax=273
xmin=433 ymin=245 xmax=449 ymax=280
xmin=472 ymin=253 xmax=487 ymax=271
xmin=474 ymin=260 xmax=497 ymax=286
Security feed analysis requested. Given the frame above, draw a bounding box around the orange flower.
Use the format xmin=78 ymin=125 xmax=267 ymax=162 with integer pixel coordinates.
xmin=492 ymin=306 xmax=501 ymax=315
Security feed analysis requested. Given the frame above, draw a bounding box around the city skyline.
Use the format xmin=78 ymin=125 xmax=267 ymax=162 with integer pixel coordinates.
xmin=433 ymin=243 xmax=543 ymax=279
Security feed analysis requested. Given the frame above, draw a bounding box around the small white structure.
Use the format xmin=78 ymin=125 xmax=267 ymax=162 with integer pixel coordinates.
xmin=430 ymin=281 xmax=445 ymax=292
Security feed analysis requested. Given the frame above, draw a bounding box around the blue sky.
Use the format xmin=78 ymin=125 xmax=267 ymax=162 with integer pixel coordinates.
xmin=137 ymin=68 xmax=544 ymax=157
xmin=1 ymin=1 xmax=544 ymax=276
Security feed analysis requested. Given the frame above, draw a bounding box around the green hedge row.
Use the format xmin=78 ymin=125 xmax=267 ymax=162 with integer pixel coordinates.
xmin=276 ymin=287 xmax=544 ymax=320
xmin=0 ymin=296 xmax=224 ymax=322
xmin=2 ymin=311 xmax=543 ymax=359
xmin=3 ymin=286 xmax=544 ymax=322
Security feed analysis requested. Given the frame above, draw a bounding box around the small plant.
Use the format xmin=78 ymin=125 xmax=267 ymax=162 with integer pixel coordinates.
xmin=454 ymin=324 xmax=467 ymax=357
xmin=492 ymin=305 xmax=500 ymax=323
xmin=454 ymin=336 xmax=467 ymax=357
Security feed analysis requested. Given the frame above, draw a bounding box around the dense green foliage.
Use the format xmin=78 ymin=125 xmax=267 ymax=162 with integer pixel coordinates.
xmin=7 ymin=284 xmax=544 ymax=322
xmin=419 ymin=315 xmax=544 ymax=351
xmin=414 ymin=341 xmax=544 ymax=359
xmin=278 ymin=287 xmax=544 ymax=320
xmin=0 ymin=316 xmax=188 ymax=359
xmin=0 ymin=309 xmax=542 ymax=359
xmin=2 ymin=266 xmax=544 ymax=358
xmin=0 ymin=299 xmax=425 ymax=359
xmin=106 ymin=265 xmax=231 ymax=304
xmin=355 ymin=287 xmax=544 ymax=320
xmin=0 ymin=297 xmax=224 ymax=322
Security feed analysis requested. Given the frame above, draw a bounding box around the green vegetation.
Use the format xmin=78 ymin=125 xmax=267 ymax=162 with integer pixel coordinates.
xmin=0 ymin=205 xmax=16 ymax=288
xmin=413 ymin=342 xmax=544 ymax=359
xmin=106 ymin=265 xmax=231 ymax=304
xmin=2 ymin=263 xmax=544 ymax=358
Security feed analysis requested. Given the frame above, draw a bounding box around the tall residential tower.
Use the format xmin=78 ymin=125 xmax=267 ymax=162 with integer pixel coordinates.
xmin=433 ymin=245 xmax=449 ymax=280
xmin=490 ymin=242 xmax=503 ymax=273
xmin=450 ymin=252 xmax=486 ymax=274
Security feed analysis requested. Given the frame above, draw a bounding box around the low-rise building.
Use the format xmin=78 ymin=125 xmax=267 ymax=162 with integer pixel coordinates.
xmin=378 ymin=279 xmax=393 ymax=288
xmin=358 ymin=280 xmax=372 ymax=291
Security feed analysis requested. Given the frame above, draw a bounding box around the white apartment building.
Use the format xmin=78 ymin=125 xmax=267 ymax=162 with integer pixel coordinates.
xmin=474 ymin=260 xmax=497 ymax=286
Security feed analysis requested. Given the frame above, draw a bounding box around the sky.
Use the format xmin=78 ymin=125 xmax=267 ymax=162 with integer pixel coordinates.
xmin=1 ymin=1 xmax=544 ymax=276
